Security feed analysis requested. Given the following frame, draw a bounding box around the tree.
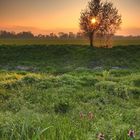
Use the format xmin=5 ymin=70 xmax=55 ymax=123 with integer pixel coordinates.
xmin=76 ymin=32 xmax=84 ymax=39
xmin=58 ymin=32 xmax=68 ymax=39
xmin=49 ymin=33 xmax=57 ymax=39
xmin=80 ymin=0 xmax=122 ymax=47
xmin=0 ymin=30 xmax=16 ymax=38
xmin=16 ymin=31 xmax=34 ymax=39
xmin=68 ymin=32 xmax=75 ymax=39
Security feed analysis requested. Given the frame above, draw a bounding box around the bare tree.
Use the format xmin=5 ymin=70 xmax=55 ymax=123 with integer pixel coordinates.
xmin=80 ymin=0 xmax=122 ymax=47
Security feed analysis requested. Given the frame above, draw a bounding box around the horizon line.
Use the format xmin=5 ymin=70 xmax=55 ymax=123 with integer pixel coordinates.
xmin=0 ymin=25 xmax=140 ymax=37
xmin=0 ymin=30 xmax=140 ymax=37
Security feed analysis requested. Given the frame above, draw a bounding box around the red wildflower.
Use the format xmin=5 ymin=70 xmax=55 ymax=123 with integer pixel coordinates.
xmin=128 ymin=129 xmax=135 ymax=138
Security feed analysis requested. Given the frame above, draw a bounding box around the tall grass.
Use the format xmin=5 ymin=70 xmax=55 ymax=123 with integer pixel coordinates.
xmin=0 ymin=45 xmax=140 ymax=139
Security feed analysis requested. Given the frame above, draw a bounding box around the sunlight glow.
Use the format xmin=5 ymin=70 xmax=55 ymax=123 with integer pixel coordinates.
xmin=0 ymin=0 xmax=140 ymax=35
xmin=91 ymin=18 xmax=97 ymax=24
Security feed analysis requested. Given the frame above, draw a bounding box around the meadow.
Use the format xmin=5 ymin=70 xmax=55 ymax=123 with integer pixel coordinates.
xmin=0 ymin=41 xmax=140 ymax=139
xmin=0 ymin=38 xmax=140 ymax=46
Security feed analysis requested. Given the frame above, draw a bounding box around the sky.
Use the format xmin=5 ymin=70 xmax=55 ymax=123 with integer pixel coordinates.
xmin=0 ymin=0 xmax=140 ymax=36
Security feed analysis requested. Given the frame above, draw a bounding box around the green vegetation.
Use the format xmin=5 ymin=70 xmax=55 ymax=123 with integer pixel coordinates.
xmin=0 ymin=38 xmax=140 ymax=46
xmin=0 ymin=44 xmax=140 ymax=139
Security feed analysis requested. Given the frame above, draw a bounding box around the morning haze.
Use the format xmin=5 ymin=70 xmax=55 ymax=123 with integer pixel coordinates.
xmin=0 ymin=0 xmax=140 ymax=35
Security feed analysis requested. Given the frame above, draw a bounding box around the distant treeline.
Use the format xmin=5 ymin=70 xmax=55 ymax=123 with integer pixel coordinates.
xmin=0 ymin=31 xmax=84 ymax=39
xmin=0 ymin=30 xmax=140 ymax=39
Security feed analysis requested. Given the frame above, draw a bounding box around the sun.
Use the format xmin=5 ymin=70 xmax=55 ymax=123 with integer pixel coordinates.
xmin=91 ymin=18 xmax=97 ymax=24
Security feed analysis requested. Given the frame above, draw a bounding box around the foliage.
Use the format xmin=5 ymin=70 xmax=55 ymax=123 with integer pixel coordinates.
xmin=80 ymin=0 xmax=122 ymax=47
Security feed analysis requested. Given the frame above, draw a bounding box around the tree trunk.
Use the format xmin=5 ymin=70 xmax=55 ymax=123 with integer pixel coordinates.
xmin=89 ymin=32 xmax=94 ymax=47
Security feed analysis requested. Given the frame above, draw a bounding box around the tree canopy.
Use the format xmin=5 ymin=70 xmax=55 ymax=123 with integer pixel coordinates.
xmin=80 ymin=0 xmax=122 ymax=47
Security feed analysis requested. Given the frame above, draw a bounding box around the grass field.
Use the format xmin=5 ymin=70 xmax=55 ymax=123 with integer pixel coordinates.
xmin=0 ymin=43 xmax=140 ymax=139
xmin=0 ymin=38 xmax=140 ymax=46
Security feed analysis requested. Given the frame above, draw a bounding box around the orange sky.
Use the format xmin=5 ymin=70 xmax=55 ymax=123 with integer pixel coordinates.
xmin=0 ymin=0 xmax=140 ymax=36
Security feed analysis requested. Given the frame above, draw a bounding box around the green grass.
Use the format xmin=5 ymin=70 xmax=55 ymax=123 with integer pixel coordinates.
xmin=0 ymin=44 xmax=140 ymax=139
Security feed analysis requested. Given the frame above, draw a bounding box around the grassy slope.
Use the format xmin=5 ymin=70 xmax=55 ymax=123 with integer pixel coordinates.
xmin=0 ymin=45 xmax=140 ymax=140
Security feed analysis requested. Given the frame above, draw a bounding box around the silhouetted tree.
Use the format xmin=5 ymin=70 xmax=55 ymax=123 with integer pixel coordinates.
xmin=76 ymin=32 xmax=84 ymax=39
xmin=16 ymin=31 xmax=34 ymax=38
xmin=49 ymin=33 xmax=57 ymax=39
xmin=80 ymin=0 xmax=122 ymax=47
xmin=58 ymin=32 xmax=68 ymax=39
xmin=0 ymin=30 xmax=16 ymax=38
xmin=37 ymin=34 xmax=45 ymax=39
xmin=68 ymin=32 xmax=75 ymax=39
